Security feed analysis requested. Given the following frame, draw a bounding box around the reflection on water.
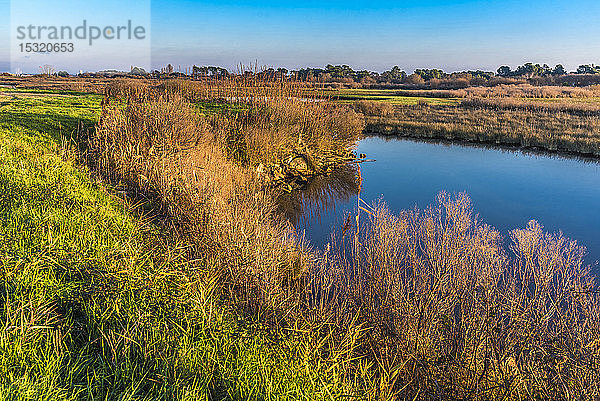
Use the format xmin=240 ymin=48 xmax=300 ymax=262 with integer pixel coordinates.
xmin=278 ymin=164 xmax=359 ymax=227
xmin=280 ymin=136 xmax=600 ymax=267
xmin=372 ymin=133 xmax=600 ymax=165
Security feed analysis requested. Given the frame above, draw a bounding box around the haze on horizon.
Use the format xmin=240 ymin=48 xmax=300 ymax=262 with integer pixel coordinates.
xmin=1 ymin=0 xmax=600 ymax=73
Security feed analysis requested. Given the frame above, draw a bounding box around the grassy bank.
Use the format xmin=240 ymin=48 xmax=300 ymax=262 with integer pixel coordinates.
xmin=361 ymin=101 xmax=600 ymax=156
xmin=2 ymin=79 xmax=600 ymax=399
xmin=0 ymin=93 xmax=367 ymax=399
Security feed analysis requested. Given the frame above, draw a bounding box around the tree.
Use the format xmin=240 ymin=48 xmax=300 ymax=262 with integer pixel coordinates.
xmin=497 ymin=66 xmax=512 ymax=77
xmin=577 ymin=64 xmax=600 ymax=74
xmin=414 ymin=69 xmax=446 ymax=81
xmin=552 ymin=64 xmax=567 ymax=76
xmin=380 ymin=66 xmax=407 ymax=83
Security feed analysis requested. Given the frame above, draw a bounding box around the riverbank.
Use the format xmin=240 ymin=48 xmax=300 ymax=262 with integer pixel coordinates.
xmin=2 ymin=79 xmax=600 ymax=399
xmin=361 ymin=101 xmax=600 ymax=156
xmin=0 ymin=88 xmax=369 ymax=399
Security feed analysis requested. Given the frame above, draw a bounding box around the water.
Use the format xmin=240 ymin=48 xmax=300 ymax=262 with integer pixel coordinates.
xmin=283 ymin=136 xmax=600 ymax=266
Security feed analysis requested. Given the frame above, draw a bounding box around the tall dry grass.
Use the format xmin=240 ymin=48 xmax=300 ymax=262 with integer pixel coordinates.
xmin=93 ymin=94 xmax=308 ymax=317
xmin=373 ymin=84 xmax=600 ymax=100
xmin=317 ymin=193 xmax=600 ymax=399
xmin=462 ymin=96 xmax=600 ymax=116
xmin=352 ymin=99 xmax=395 ymax=117
xmin=365 ymin=104 xmax=600 ymax=155
xmin=460 ymin=84 xmax=600 ymax=99
xmin=92 ymin=78 xmax=363 ymax=318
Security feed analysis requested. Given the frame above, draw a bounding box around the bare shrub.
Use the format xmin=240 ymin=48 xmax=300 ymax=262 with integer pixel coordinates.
xmin=320 ymin=193 xmax=600 ymax=398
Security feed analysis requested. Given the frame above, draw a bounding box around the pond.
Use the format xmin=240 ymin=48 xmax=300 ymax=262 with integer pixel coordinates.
xmin=281 ymin=136 xmax=600 ymax=267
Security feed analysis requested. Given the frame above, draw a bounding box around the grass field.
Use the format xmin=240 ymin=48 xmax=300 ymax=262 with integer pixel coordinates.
xmin=328 ymin=88 xmax=461 ymax=106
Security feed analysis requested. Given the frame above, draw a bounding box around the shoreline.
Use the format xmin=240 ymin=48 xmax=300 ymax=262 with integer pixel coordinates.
xmin=363 ymin=129 xmax=600 ymax=163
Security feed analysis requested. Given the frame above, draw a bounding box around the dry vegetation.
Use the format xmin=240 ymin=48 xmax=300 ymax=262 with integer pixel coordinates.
xmin=345 ymin=84 xmax=600 ymax=100
xmin=93 ymin=79 xmax=363 ymax=317
xmin=359 ymin=84 xmax=600 ymax=156
xmin=365 ymin=104 xmax=600 ymax=155
xmin=323 ymin=194 xmax=600 ymax=399
xmin=461 ymin=97 xmax=600 ymax=115
xmin=0 ymin=74 xmax=112 ymax=93
xmin=458 ymin=84 xmax=600 ymax=99
xmin=86 ymin=79 xmax=600 ymax=398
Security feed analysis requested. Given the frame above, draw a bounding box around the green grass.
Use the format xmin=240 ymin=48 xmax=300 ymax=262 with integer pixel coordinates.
xmin=0 ymin=93 xmax=365 ymax=399
xmin=0 ymin=86 xmax=96 ymax=97
xmin=328 ymin=88 xmax=460 ymax=105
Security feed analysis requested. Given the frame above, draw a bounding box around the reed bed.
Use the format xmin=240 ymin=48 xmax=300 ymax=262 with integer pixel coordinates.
xmin=461 ymin=96 xmax=600 ymax=115
xmin=349 ymin=84 xmax=600 ymax=100
xmin=363 ymin=102 xmax=600 ymax=156
xmin=459 ymin=84 xmax=600 ymax=99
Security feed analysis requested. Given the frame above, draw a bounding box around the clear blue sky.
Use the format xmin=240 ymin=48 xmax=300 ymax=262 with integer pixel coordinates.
xmin=2 ymin=0 xmax=600 ymax=73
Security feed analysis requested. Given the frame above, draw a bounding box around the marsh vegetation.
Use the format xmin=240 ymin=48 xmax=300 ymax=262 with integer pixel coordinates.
xmin=353 ymin=84 xmax=600 ymax=156
xmin=1 ymin=77 xmax=599 ymax=399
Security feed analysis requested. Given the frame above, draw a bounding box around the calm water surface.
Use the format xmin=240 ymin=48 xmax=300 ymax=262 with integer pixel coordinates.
xmin=285 ymin=136 xmax=600 ymax=266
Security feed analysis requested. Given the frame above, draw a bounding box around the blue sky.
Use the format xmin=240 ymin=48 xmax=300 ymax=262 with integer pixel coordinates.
xmin=2 ymin=0 xmax=600 ymax=73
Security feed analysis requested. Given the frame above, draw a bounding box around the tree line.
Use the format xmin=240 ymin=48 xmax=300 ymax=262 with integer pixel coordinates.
xmin=166 ymin=62 xmax=600 ymax=84
xmin=71 ymin=62 xmax=600 ymax=86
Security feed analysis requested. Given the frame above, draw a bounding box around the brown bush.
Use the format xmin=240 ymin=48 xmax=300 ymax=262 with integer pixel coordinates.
xmin=319 ymin=193 xmax=600 ymax=398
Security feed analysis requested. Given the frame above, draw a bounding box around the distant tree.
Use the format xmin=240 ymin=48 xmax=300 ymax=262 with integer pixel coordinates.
xmin=552 ymin=64 xmax=567 ymax=76
xmin=414 ymin=68 xmax=446 ymax=81
xmin=380 ymin=66 xmax=407 ymax=83
xmin=497 ymin=66 xmax=512 ymax=77
xmin=130 ymin=66 xmax=147 ymax=76
xmin=355 ymin=70 xmax=373 ymax=81
xmin=166 ymin=64 xmax=174 ymax=74
xmin=325 ymin=64 xmax=356 ymax=80
xmin=577 ymin=64 xmax=600 ymax=74
xmin=461 ymin=70 xmax=494 ymax=80
xmin=57 ymin=71 xmax=69 ymax=77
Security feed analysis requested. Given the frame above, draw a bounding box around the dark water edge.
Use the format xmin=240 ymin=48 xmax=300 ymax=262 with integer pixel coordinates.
xmin=280 ymin=135 xmax=600 ymax=268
